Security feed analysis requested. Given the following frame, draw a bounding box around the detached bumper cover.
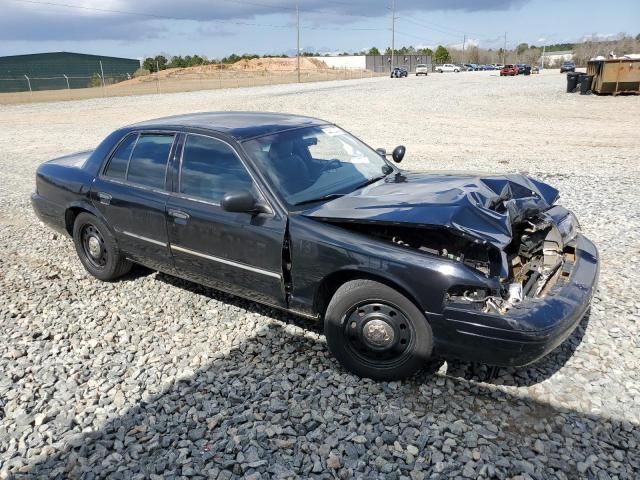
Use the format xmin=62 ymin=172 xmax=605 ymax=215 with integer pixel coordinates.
xmin=431 ymin=234 xmax=599 ymax=366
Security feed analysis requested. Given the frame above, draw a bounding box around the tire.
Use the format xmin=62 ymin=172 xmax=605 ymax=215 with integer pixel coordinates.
xmin=324 ymin=279 xmax=433 ymax=380
xmin=72 ymin=212 xmax=132 ymax=281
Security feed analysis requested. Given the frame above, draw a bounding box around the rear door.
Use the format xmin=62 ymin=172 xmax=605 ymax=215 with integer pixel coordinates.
xmin=166 ymin=133 xmax=287 ymax=306
xmin=92 ymin=131 xmax=176 ymax=271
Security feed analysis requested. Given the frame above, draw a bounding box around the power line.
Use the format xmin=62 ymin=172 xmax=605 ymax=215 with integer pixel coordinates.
xmin=398 ymin=17 xmax=484 ymax=39
xmin=395 ymin=30 xmax=456 ymax=46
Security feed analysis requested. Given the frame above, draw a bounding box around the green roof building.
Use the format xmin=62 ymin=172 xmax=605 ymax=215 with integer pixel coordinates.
xmin=0 ymin=51 xmax=140 ymax=92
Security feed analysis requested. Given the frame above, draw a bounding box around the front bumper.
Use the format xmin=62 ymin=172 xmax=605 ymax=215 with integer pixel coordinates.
xmin=430 ymin=234 xmax=599 ymax=367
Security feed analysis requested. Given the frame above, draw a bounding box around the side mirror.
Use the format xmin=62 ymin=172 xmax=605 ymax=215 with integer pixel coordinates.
xmin=375 ymin=148 xmax=387 ymax=157
xmin=222 ymin=190 xmax=270 ymax=215
xmin=392 ymin=145 xmax=406 ymax=163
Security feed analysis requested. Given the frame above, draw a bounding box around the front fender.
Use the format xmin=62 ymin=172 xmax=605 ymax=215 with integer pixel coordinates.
xmin=287 ymin=216 xmax=495 ymax=316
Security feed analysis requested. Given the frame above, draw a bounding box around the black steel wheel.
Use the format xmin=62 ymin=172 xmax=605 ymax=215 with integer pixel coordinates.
xmin=72 ymin=212 xmax=131 ymax=281
xmin=324 ymin=279 xmax=433 ymax=380
xmin=81 ymin=223 xmax=108 ymax=269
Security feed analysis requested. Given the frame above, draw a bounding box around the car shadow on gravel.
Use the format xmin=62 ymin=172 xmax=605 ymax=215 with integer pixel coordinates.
xmin=155 ymin=272 xmax=591 ymax=388
xmin=16 ymin=313 xmax=639 ymax=479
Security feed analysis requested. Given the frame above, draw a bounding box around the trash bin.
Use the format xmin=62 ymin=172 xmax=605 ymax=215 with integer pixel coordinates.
xmin=566 ymin=72 xmax=580 ymax=93
xmin=580 ymin=74 xmax=594 ymax=95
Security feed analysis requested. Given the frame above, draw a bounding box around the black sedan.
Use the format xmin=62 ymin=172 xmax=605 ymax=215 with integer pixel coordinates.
xmin=31 ymin=112 xmax=599 ymax=380
xmin=390 ymin=66 xmax=408 ymax=78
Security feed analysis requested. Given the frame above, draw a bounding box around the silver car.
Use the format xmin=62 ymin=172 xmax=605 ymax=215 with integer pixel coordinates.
xmin=415 ymin=64 xmax=429 ymax=76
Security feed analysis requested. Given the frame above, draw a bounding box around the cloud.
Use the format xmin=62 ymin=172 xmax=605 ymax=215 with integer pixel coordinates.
xmin=1 ymin=0 xmax=529 ymax=42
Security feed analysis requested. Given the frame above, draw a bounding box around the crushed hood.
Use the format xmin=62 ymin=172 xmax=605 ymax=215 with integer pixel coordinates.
xmin=302 ymin=171 xmax=559 ymax=250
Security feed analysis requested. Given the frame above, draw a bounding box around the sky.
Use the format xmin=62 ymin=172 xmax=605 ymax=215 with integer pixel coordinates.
xmin=1 ymin=0 xmax=638 ymax=60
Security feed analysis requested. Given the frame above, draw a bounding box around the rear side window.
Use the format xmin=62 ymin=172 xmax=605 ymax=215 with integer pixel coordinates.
xmin=126 ymin=134 xmax=174 ymax=189
xmin=104 ymin=134 xmax=137 ymax=180
xmin=180 ymin=135 xmax=255 ymax=202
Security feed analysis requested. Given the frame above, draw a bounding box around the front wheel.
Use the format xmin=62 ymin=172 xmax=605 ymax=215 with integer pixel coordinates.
xmin=324 ymin=279 xmax=433 ymax=380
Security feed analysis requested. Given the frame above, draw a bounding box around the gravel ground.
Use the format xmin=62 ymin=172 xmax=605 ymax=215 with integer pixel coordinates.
xmin=0 ymin=70 xmax=639 ymax=479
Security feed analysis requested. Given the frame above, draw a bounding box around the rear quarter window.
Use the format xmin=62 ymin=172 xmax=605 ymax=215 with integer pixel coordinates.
xmin=126 ymin=135 xmax=174 ymax=189
xmin=104 ymin=134 xmax=137 ymax=180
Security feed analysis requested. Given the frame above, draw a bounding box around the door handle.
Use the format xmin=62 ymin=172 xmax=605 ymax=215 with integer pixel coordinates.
xmin=168 ymin=209 xmax=190 ymax=224
xmin=97 ymin=192 xmax=112 ymax=205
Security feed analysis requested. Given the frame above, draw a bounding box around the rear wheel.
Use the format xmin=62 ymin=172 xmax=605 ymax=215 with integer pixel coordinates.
xmin=324 ymin=279 xmax=433 ymax=380
xmin=72 ymin=212 xmax=131 ymax=281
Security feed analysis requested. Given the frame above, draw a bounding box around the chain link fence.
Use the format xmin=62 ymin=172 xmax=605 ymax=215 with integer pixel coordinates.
xmin=0 ymin=68 xmax=382 ymax=105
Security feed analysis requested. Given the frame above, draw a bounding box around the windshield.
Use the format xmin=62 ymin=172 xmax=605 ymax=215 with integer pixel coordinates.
xmin=243 ymin=125 xmax=393 ymax=206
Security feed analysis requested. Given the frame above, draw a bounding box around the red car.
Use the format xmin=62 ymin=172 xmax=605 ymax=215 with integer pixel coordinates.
xmin=500 ymin=64 xmax=519 ymax=76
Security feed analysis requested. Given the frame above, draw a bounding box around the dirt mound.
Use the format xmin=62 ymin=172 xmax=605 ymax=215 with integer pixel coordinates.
xmin=111 ymin=57 xmax=330 ymax=88
xmin=229 ymin=57 xmax=328 ymax=71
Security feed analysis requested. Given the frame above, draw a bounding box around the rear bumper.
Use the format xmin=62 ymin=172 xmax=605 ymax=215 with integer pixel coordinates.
xmin=431 ymin=234 xmax=599 ymax=367
xmin=31 ymin=193 xmax=67 ymax=235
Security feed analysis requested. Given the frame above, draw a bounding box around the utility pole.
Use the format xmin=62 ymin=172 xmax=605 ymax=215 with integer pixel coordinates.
xmin=390 ymin=0 xmax=396 ymax=72
xmin=503 ymin=32 xmax=507 ymax=64
xmin=296 ymin=1 xmax=300 ymax=83
xmin=462 ymin=34 xmax=466 ymax=63
xmin=541 ymin=44 xmax=546 ymax=71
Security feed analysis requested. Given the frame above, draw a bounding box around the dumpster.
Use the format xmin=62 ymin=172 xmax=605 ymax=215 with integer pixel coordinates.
xmin=587 ymin=58 xmax=640 ymax=94
xmin=566 ymin=72 xmax=580 ymax=93
xmin=580 ymin=74 xmax=594 ymax=94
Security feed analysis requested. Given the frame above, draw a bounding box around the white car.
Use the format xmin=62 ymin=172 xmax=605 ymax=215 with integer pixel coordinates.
xmin=435 ymin=64 xmax=460 ymax=73
xmin=415 ymin=64 xmax=429 ymax=76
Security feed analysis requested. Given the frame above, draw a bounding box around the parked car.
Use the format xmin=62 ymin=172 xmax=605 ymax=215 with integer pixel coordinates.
xmin=391 ymin=66 xmax=408 ymax=78
xmin=494 ymin=64 xmax=505 ymax=70
xmin=31 ymin=112 xmax=599 ymax=381
xmin=482 ymin=64 xmax=496 ymax=70
xmin=463 ymin=63 xmax=478 ymax=71
xmin=500 ymin=64 xmax=519 ymax=76
xmin=532 ymin=65 xmax=540 ymax=74
xmin=436 ymin=63 xmax=460 ymax=73
xmin=560 ymin=61 xmax=576 ymax=73
xmin=517 ymin=64 xmax=532 ymax=75
xmin=415 ymin=64 xmax=429 ymax=76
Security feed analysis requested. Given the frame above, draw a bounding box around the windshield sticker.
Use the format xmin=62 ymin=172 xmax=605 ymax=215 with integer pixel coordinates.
xmin=321 ymin=126 xmax=346 ymax=136
xmin=348 ymin=156 xmax=370 ymax=164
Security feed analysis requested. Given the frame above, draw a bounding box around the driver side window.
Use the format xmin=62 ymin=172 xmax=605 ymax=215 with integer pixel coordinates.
xmin=179 ymin=135 xmax=257 ymax=203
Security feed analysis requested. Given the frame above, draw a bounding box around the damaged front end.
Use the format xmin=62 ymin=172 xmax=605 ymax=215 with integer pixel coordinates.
xmin=302 ymin=172 xmax=583 ymax=318
xmin=446 ymin=205 xmax=580 ymax=315
xmin=321 ymin=204 xmax=579 ymax=316
xmin=301 ymin=171 xmax=598 ymax=366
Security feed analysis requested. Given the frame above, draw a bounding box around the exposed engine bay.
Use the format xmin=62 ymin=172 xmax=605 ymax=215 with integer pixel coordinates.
xmin=329 ymin=212 xmax=574 ymax=315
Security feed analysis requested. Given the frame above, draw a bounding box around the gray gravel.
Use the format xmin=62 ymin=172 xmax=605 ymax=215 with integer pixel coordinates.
xmin=1 ymin=70 xmax=639 ymax=479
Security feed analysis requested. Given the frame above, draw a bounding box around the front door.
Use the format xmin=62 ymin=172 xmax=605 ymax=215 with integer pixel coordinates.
xmin=166 ymin=133 xmax=286 ymax=306
xmin=92 ymin=132 xmax=176 ymax=271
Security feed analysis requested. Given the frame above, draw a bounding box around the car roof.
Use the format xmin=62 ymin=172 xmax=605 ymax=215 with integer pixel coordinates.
xmin=129 ymin=111 xmax=328 ymax=141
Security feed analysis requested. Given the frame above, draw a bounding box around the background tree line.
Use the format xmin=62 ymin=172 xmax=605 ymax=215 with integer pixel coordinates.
xmin=141 ymin=33 xmax=640 ymax=74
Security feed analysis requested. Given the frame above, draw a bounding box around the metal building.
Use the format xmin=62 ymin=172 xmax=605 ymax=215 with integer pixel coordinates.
xmin=366 ymin=55 xmax=433 ymax=74
xmin=0 ymin=52 xmax=140 ymax=93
